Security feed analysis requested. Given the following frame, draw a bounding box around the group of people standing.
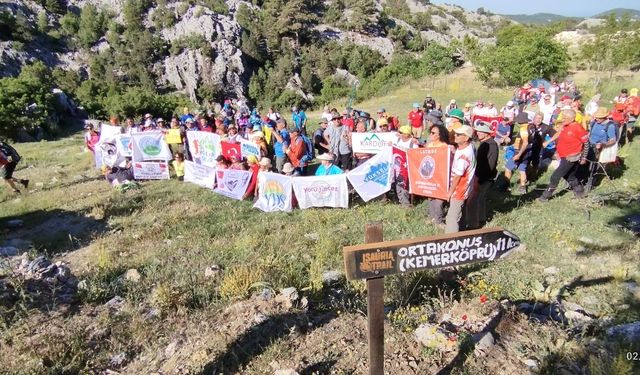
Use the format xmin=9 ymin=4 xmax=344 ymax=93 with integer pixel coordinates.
xmin=77 ymin=83 xmax=637 ymax=233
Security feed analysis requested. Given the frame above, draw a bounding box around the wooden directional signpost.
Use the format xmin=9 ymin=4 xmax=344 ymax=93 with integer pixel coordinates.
xmin=343 ymin=223 xmax=522 ymax=375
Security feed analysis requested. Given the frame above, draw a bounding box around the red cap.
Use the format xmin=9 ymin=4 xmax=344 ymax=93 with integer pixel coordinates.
xmin=560 ymin=95 xmax=571 ymax=101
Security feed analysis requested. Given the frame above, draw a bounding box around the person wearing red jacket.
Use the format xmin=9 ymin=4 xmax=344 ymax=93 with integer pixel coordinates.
xmin=285 ymin=127 xmax=307 ymax=175
xmin=538 ymin=109 xmax=588 ymax=202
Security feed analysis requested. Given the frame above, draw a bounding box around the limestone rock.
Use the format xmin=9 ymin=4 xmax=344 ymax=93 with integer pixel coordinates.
xmin=123 ymin=268 xmax=142 ymax=283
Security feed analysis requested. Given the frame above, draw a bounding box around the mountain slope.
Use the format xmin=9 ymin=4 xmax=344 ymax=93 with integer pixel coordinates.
xmin=502 ymin=12 xmax=576 ymax=24
xmin=593 ymin=8 xmax=640 ymax=18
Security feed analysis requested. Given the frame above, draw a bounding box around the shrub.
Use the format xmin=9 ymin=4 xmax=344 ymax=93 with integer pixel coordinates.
xmin=219 ymin=265 xmax=264 ymax=300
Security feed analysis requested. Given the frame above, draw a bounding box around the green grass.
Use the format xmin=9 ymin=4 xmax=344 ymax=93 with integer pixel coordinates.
xmin=1 ymin=69 xmax=639 ymax=373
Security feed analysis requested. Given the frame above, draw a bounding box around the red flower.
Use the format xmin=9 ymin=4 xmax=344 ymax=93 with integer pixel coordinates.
xmin=448 ymin=335 xmax=457 ymax=342
xmin=479 ymin=294 xmax=488 ymax=304
xmin=461 ymin=314 xmax=468 ymax=321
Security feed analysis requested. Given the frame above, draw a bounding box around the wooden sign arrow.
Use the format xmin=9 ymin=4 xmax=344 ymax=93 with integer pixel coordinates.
xmin=343 ymin=227 xmax=521 ymax=281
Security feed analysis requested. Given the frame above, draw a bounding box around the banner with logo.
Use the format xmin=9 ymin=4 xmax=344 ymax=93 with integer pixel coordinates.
xmin=187 ymin=131 xmax=221 ymax=167
xmin=98 ymin=141 xmax=123 ymax=168
xmin=351 ymin=132 xmax=397 ymax=154
xmin=346 ymin=149 xmax=393 ymax=202
xmin=165 ymin=128 xmax=182 ymax=144
xmin=116 ymin=134 xmax=133 ymax=158
xmin=214 ymin=169 xmax=252 ymax=200
xmin=221 ymin=141 xmax=242 ymax=159
xmin=133 ymin=161 xmax=170 ymax=180
xmin=471 ymin=115 xmax=501 ymax=136
xmin=253 ymin=172 xmax=293 ymax=212
xmin=392 ymin=146 xmax=409 ymax=183
xmin=98 ymin=124 xmax=122 ymax=144
xmin=407 ymin=146 xmax=451 ymax=200
xmin=184 ymin=160 xmax=216 ymax=189
xmin=291 ymin=175 xmax=349 ymax=209
xmin=132 ymin=131 xmax=172 ymax=161
xmin=239 ymin=139 xmax=261 ymax=159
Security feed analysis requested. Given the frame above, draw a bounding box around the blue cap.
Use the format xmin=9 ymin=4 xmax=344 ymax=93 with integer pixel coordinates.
xmin=413 ymin=102 xmax=420 ymax=108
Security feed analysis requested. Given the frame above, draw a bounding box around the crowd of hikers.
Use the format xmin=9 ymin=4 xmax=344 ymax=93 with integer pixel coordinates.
xmin=4 ymin=81 xmax=638 ymax=233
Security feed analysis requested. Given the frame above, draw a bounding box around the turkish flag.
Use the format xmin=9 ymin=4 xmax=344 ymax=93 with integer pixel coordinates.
xmin=392 ymin=146 xmax=409 ymax=184
xmin=221 ymin=141 xmax=241 ymax=159
xmin=471 ymin=115 xmax=502 ymax=136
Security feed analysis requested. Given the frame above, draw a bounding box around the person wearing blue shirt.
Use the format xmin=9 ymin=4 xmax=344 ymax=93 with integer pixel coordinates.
xmin=315 ymin=153 xmax=343 ymax=176
xmin=291 ymin=106 xmax=308 ymax=135
xmin=584 ymin=107 xmax=618 ymax=190
xmin=272 ymin=119 xmax=290 ymax=173
xmin=589 ymin=108 xmax=617 ymax=147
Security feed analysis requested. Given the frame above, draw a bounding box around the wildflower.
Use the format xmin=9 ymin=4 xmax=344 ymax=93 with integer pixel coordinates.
xmin=461 ymin=314 xmax=468 ymax=321
xmin=479 ymin=294 xmax=488 ymax=304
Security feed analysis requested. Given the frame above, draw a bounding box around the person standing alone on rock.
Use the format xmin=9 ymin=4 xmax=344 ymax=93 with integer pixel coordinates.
xmin=0 ymin=140 xmax=29 ymax=194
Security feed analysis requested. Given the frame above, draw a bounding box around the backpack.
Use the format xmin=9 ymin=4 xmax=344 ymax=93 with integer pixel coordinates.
xmin=299 ymin=134 xmax=315 ymax=165
xmin=0 ymin=142 xmax=20 ymax=163
xmin=626 ymin=96 xmax=640 ymax=117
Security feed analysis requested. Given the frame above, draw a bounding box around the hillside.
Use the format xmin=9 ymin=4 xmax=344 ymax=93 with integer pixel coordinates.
xmin=594 ymin=8 xmax=640 ymax=19
xmin=502 ymin=12 xmax=576 ymax=24
xmin=0 ymin=0 xmax=509 ymax=113
xmin=1 ymin=68 xmax=640 ymax=374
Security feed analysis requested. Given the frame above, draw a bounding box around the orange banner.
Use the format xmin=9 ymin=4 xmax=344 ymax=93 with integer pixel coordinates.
xmin=407 ymin=147 xmax=451 ymax=200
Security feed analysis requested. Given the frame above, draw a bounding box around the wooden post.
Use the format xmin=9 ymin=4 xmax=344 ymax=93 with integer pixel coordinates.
xmin=365 ymin=222 xmax=384 ymax=375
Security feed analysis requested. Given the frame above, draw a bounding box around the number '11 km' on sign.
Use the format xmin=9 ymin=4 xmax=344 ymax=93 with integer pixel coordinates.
xmin=343 ymin=227 xmax=521 ymax=280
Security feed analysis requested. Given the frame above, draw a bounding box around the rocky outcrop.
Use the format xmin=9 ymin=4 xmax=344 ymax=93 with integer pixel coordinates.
xmin=554 ymin=30 xmax=596 ymax=49
xmin=159 ymin=4 xmax=245 ymax=101
xmin=1 ymin=0 xmax=512 ymax=102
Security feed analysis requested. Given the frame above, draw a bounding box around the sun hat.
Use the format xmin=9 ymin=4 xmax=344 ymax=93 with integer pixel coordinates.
xmin=377 ymin=118 xmax=388 ymax=126
xmin=506 ymin=100 xmax=514 ymax=106
xmin=282 ymin=162 xmax=294 ymax=173
xmin=251 ymin=130 xmax=264 ymax=138
xmin=259 ymin=157 xmax=271 ymax=166
xmin=246 ymin=155 xmax=258 ymax=164
xmin=412 ymin=102 xmax=420 ymax=108
xmin=144 ymin=113 xmax=153 ymax=119
xmin=474 ymin=122 xmax=492 ymax=134
xmin=630 ymin=88 xmax=638 ymax=96
xmin=450 ymin=99 xmax=456 ymax=104
xmin=399 ymin=125 xmax=412 ymax=135
xmin=317 ymin=153 xmax=334 ymax=161
xmin=157 ymin=118 xmax=165 ymax=123
xmin=448 ymin=108 xmax=465 ymax=121
xmin=453 ymin=125 xmax=473 ymax=138
xmin=593 ymin=107 xmax=609 ymax=118
xmin=378 ymin=107 xmax=386 ymax=113
xmin=332 ymin=113 xmax=342 ymax=120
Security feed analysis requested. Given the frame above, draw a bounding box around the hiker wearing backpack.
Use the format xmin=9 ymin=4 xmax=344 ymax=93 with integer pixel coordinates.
xmin=0 ymin=141 xmax=29 ymax=194
xmin=583 ymin=107 xmax=618 ymax=190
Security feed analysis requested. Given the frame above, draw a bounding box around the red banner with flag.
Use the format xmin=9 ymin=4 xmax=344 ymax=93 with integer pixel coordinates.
xmin=221 ymin=141 xmax=241 ymax=159
xmin=471 ymin=115 xmax=502 ymax=136
xmin=407 ymin=146 xmax=452 ymax=200
xmin=392 ymin=146 xmax=409 ymax=184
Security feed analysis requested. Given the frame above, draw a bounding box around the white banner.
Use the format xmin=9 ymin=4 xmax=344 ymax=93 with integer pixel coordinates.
xmin=98 ymin=141 xmax=123 ymax=168
xmin=184 ymin=161 xmax=216 ymax=189
xmin=346 ymin=149 xmax=393 ymax=202
xmin=291 ymin=174 xmax=349 ymax=209
xmin=133 ymin=161 xmax=170 ymax=180
xmin=132 ymin=131 xmax=172 ymax=161
xmin=214 ymin=169 xmax=252 ymax=200
xmin=351 ymin=132 xmax=397 ymax=154
xmin=98 ymin=124 xmax=122 ymax=144
xmin=116 ymin=134 xmax=133 ymax=158
xmin=187 ymin=131 xmax=221 ymax=167
xmin=253 ymin=172 xmax=293 ymax=212
xmin=239 ymin=139 xmax=261 ymax=159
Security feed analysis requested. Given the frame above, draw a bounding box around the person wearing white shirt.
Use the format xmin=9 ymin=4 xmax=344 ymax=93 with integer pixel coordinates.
xmin=538 ymin=94 xmax=556 ymax=125
xmin=500 ymin=101 xmax=518 ymax=121
xmin=485 ymin=102 xmax=498 ymax=117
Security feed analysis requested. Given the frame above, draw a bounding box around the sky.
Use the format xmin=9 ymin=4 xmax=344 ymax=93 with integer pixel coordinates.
xmin=432 ymin=0 xmax=640 ymax=17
